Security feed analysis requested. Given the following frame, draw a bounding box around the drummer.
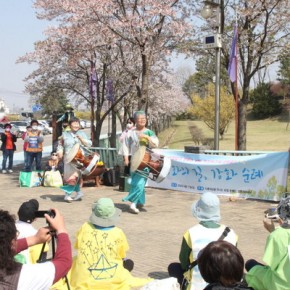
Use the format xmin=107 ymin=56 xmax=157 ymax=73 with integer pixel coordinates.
xmin=57 ymin=118 xmax=92 ymax=202
xmin=122 ymin=111 xmax=159 ymax=214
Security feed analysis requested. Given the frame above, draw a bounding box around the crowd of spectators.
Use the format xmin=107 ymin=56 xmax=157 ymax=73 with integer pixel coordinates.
xmin=1 ymin=192 xmax=289 ymax=289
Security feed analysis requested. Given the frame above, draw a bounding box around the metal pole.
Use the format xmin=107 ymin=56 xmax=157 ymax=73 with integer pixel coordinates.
xmin=214 ymin=1 xmax=222 ymax=150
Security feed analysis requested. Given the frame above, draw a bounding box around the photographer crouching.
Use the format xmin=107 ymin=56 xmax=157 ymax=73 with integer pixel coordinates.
xmin=0 ymin=208 xmax=72 ymax=289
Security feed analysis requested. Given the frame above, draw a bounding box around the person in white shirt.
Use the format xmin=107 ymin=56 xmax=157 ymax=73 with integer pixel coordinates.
xmin=0 ymin=208 xmax=72 ymax=290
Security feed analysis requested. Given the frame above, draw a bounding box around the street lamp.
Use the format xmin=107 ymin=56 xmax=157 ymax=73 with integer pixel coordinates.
xmin=201 ymin=0 xmax=223 ymax=150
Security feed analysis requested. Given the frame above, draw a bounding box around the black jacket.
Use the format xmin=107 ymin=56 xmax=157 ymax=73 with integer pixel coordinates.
xmin=0 ymin=133 xmax=17 ymax=151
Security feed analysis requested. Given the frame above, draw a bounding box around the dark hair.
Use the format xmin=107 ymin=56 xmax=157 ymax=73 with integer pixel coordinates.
xmin=51 ymin=150 xmax=57 ymax=155
xmin=0 ymin=210 xmax=18 ymax=277
xmin=26 ymin=125 xmax=32 ymax=129
xmin=4 ymin=123 xmax=12 ymax=129
xmin=68 ymin=118 xmax=80 ymax=125
xmin=30 ymin=119 xmax=39 ymax=126
xmin=127 ymin=117 xmax=135 ymax=125
xmin=198 ymin=240 xmax=244 ymax=287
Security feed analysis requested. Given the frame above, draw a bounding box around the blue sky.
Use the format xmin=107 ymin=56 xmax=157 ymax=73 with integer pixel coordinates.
xmin=0 ymin=1 xmax=195 ymax=112
xmin=1 ymin=1 xmax=278 ymax=113
xmin=0 ymin=0 xmax=48 ymax=110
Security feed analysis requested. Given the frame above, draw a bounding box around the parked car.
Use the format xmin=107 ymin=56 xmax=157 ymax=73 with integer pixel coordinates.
xmin=85 ymin=120 xmax=91 ymax=128
xmin=80 ymin=120 xmax=86 ymax=129
xmin=9 ymin=121 xmax=29 ymax=134
xmin=37 ymin=124 xmax=50 ymax=135
xmin=0 ymin=125 xmax=4 ymax=134
xmin=38 ymin=120 xmax=53 ymax=134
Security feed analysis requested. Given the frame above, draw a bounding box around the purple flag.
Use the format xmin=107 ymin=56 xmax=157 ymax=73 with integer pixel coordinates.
xmin=228 ymin=26 xmax=238 ymax=83
xmin=106 ymin=79 xmax=114 ymax=102
xmin=89 ymin=66 xmax=98 ymax=99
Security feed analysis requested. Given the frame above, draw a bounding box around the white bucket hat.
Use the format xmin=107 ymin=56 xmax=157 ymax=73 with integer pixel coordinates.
xmin=192 ymin=192 xmax=221 ymax=222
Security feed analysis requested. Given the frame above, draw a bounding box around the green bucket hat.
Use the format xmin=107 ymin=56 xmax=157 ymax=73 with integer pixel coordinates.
xmin=89 ymin=198 xmax=121 ymax=227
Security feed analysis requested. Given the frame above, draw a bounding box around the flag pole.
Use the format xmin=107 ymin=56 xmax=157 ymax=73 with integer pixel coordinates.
xmin=234 ymin=27 xmax=239 ymax=151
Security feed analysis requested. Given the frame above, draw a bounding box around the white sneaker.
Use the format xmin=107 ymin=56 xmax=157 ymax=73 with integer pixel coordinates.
xmin=8 ymin=169 xmax=13 ymax=173
xmin=129 ymin=203 xmax=139 ymax=214
xmin=74 ymin=192 xmax=84 ymax=201
xmin=2 ymin=170 xmax=7 ymax=174
xmin=64 ymin=195 xmax=74 ymax=203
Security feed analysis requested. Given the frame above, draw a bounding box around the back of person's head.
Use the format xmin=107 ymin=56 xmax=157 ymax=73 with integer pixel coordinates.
xmin=192 ymin=192 xmax=221 ymax=222
xmin=89 ymin=198 xmax=121 ymax=227
xmin=0 ymin=210 xmax=18 ymax=275
xmin=198 ymin=240 xmax=244 ymax=287
xmin=18 ymin=199 xmax=39 ymax=224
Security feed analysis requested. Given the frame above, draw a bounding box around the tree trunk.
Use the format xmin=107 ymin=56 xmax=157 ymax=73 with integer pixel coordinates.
xmin=138 ymin=52 xmax=150 ymax=111
xmin=90 ymin=97 xmax=95 ymax=142
xmin=110 ymin=107 xmax=117 ymax=148
xmin=93 ymin=108 xmax=102 ymax=147
xmin=238 ymin=98 xmax=247 ymax=150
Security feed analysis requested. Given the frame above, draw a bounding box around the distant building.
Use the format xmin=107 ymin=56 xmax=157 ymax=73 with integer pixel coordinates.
xmin=0 ymin=98 xmax=10 ymax=114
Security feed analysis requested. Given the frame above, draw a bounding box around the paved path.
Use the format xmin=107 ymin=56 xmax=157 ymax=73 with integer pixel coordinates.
xmin=0 ymin=168 xmax=275 ymax=286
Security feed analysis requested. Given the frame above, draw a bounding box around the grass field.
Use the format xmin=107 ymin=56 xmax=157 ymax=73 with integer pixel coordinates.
xmin=159 ymin=117 xmax=290 ymax=152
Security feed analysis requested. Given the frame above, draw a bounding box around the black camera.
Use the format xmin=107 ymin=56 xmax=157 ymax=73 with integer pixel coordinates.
xmin=35 ymin=210 xmax=56 ymax=219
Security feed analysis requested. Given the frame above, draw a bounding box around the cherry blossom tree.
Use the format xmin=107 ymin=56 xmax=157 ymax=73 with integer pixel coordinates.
xmin=33 ymin=0 xmax=195 ymax=110
xmin=19 ymin=0 xmax=195 ymax=146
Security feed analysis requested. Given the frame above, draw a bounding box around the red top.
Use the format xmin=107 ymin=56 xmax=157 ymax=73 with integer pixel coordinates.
xmin=5 ymin=132 xmax=13 ymax=149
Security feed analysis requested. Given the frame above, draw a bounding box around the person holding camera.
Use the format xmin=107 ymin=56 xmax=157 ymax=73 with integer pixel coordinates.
xmin=245 ymin=197 xmax=290 ymax=290
xmin=15 ymin=199 xmax=49 ymax=264
xmin=0 ymin=208 xmax=72 ymax=289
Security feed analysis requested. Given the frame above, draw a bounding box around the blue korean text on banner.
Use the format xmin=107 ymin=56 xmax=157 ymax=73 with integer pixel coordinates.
xmin=147 ymin=150 xmax=289 ymax=201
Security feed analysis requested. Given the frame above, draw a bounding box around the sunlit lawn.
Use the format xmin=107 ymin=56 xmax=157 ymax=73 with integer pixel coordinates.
xmin=159 ymin=118 xmax=289 ymax=152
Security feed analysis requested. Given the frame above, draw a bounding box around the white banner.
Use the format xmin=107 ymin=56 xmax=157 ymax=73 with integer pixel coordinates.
xmin=147 ymin=150 xmax=289 ymax=201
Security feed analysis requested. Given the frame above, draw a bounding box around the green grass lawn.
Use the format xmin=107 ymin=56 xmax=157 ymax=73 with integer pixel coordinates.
xmin=159 ymin=118 xmax=289 ymax=152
